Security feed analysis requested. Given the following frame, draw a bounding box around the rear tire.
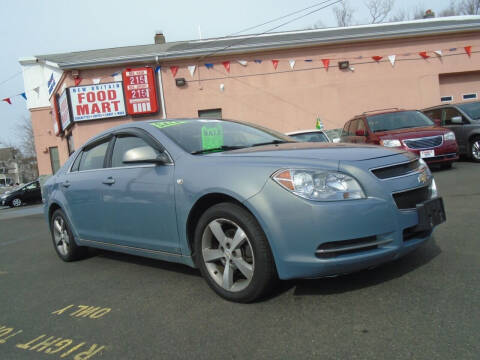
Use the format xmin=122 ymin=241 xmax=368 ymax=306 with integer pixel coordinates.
xmin=470 ymin=137 xmax=480 ymax=162
xmin=194 ymin=202 xmax=277 ymax=303
xmin=50 ymin=209 xmax=87 ymax=262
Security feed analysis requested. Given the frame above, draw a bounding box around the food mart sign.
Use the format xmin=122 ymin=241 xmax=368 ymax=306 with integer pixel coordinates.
xmin=69 ymin=82 xmax=126 ymax=122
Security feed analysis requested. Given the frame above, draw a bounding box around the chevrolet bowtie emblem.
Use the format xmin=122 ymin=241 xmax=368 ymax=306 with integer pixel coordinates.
xmin=418 ymin=171 xmax=428 ymax=185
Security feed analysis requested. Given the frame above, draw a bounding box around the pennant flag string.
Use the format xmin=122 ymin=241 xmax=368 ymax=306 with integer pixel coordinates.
xmin=20 ymin=92 xmax=27 ymax=100
xmin=289 ymin=60 xmax=295 ymax=70
xmin=434 ymin=50 xmax=443 ymax=57
xmin=321 ymin=59 xmax=330 ymax=69
xmin=205 ymin=63 xmax=214 ymax=69
xmin=237 ymin=60 xmax=248 ymax=66
xmin=74 ymin=77 xmax=82 ymax=86
xmin=222 ymin=61 xmax=230 ymax=73
xmin=188 ymin=65 xmax=196 ymax=78
xmin=2 ymin=98 xmax=11 ymax=105
xmin=272 ymin=59 xmax=279 ymax=70
xmin=419 ymin=51 xmax=430 ymax=59
xmin=170 ymin=66 xmax=179 ymax=77
xmin=253 ymin=59 xmax=262 ymax=64
xmin=465 ymin=46 xmax=472 ymax=56
xmin=388 ymin=55 xmax=396 ymax=67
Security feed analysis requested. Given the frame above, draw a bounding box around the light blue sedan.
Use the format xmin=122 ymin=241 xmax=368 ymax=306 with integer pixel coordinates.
xmin=43 ymin=119 xmax=445 ymax=302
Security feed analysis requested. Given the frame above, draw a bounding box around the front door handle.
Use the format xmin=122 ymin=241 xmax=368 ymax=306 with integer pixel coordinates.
xmin=62 ymin=181 xmax=71 ymax=188
xmin=102 ymin=177 xmax=115 ymax=185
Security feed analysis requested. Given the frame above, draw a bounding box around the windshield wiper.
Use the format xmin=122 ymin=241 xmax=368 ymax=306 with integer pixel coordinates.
xmin=250 ymin=140 xmax=293 ymax=147
xmin=191 ymin=145 xmax=245 ymax=155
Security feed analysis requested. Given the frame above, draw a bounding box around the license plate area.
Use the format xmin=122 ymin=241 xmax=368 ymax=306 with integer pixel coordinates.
xmin=414 ymin=197 xmax=446 ymax=231
xmin=420 ymin=149 xmax=435 ymax=158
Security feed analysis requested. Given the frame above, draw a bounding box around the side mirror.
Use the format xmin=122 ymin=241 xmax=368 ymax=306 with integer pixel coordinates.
xmin=123 ymin=146 xmax=170 ymax=165
xmin=432 ymin=118 xmax=442 ymax=127
xmin=451 ymin=116 xmax=463 ymax=124
xmin=355 ymin=129 xmax=366 ymax=136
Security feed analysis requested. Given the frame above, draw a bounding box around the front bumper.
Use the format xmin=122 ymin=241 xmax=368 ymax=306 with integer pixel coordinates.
xmin=402 ymin=141 xmax=458 ymax=164
xmin=245 ymin=168 xmax=441 ymax=280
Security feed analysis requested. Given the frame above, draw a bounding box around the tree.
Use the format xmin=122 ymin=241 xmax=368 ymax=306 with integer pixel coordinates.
xmin=439 ymin=1 xmax=460 ymax=17
xmin=390 ymin=8 xmax=409 ymax=22
xmin=333 ymin=0 xmax=354 ymax=27
xmin=365 ymin=0 xmax=394 ymax=23
xmin=458 ymin=0 xmax=480 ymax=14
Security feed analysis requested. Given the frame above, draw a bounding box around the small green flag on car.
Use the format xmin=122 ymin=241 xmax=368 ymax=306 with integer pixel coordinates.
xmin=316 ymin=118 xmax=323 ymax=129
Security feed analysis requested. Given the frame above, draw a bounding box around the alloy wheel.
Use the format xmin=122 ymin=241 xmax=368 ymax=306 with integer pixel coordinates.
xmin=12 ymin=198 xmax=22 ymax=207
xmin=201 ymin=218 xmax=255 ymax=292
xmin=53 ymin=215 xmax=70 ymax=256
xmin=472 ymin=140 xmax=480 ymax=161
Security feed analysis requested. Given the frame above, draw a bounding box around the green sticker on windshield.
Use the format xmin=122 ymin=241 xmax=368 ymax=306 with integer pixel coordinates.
xmin=151 ymin=121 xmax=186 ymax=129
xmin=202 ymin=124 xmax=224 ymax=150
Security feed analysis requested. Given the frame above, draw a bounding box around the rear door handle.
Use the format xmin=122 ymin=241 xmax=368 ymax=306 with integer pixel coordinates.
xmin=102 ymin=177 xmax=115 ymax=185
xmin=62 ymin=181 xmax=71 ymax=188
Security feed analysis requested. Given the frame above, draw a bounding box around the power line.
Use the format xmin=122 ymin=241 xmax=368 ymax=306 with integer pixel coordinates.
xmin=198 ymin=0 xmax=341 ymax=60
xmin=0 ymin=71 xmax=22 ymax=88
xmin=228 ymin=0 xmax=337 ymax=37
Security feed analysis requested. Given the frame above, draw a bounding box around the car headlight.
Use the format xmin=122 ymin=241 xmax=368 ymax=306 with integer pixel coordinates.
xmin=380 ymin=139 xmax=402 ymax=147
xmin=443 ymin=131 xmax=455 ymax=141
xmin=272 ymin=169 xmax=366 ymax=201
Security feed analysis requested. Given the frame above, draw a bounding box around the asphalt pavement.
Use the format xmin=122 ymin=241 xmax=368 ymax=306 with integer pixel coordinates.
xmin=0 ymin=161 xmax=479 ymax=359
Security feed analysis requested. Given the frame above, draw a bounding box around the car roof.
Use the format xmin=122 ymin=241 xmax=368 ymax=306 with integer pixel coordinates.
xmin=422 ymin=100 xmax=480 ymax=111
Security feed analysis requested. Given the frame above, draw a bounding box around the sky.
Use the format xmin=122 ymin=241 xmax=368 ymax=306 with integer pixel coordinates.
xmin=0 ymin=0 xmax=456 ymax=148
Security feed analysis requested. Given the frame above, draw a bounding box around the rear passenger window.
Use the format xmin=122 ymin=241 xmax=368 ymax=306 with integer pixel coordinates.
xmin=341 ymin=122 xmax=350 ymax=136
xmin=111 ymin=136 xmax=160 ymax=168
xmin=348 ymin=120 xmax=358 ymax=136
xmin=78 ymin=141 xmax=109 ymax=171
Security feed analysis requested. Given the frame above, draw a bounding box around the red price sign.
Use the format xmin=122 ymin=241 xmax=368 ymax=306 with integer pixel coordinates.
xmin=122 ymin=67 xmax=159 ymax=115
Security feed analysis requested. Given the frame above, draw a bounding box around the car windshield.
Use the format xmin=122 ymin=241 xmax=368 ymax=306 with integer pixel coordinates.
xmin=153 ymin=119 xmax=294 ymax=154
xmin=367 ymin=111 xmax=434 ymax=132
xmin=457 ymin=102 xmax=480 ymax=120
xmin=289 ymin=132 xmax=329 ymax=142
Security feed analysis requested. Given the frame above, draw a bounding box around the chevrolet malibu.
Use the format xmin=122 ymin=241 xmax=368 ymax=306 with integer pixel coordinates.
xmin=43 ymin=119 xmax=445 ymax=302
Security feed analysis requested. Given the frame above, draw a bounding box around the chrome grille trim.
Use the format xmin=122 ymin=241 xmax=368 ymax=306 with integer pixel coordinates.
xmin=403 ymin=135 xmax=443 ymax=150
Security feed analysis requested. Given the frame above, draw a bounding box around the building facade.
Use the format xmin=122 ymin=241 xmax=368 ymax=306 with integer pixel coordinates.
xmin=20 ymin=16 xmax=480 ymax=176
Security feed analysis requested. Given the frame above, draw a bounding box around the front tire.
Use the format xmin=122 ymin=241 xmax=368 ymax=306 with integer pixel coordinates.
xmin=11 ymin=198 xmax=22 ymax=207
xmin=470 ymin=137 xmax=480 ymax=162
xmin=194 ymin=202 xmax=277 ymax=303
xmin=50 ymin=209 xmax=87 ymax=261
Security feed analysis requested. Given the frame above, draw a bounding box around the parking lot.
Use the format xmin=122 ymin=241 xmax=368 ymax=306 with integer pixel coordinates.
xmin=0 ymin=161 xmax=479 ymax=360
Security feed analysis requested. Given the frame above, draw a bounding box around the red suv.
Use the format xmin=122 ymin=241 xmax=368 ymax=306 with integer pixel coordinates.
xmin=340 ymin=109 xmax=459 ymax=167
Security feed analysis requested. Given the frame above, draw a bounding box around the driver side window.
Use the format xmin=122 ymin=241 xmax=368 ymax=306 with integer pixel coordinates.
xmin=111 ymin=136 xmax=160 ymax=168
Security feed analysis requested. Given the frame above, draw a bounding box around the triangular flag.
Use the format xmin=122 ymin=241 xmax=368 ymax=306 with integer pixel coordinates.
xmin=188 ymin=65 xmax=196 ymax=78
xmin=316 ymin=118 xmax=323 ymax=130
xmin=388 ymin=55 xmax=396 ymax=67
xmin=272 ymin=60 xmax=279 ymax=70
xmin=2 ymin=98 xmax=11 ymax=105
xmin=419 ymin=52 xmax=430 ymax=59
xmin=205 ymin=63 xmax=214 ymax=69
xmin=304 ymin=59 xmax=313 ymax=62
xmin=170 ymin=66 xmax=179 ymax=77
xmin=113 ymin=73 xmax=122 ymax=81
xmin=33 ymin=86 xmax=40 ymax=94
xmin=154 ymin=66 xmax=161 ymax=73
xmin=237 ymin=60 xmax=248 ymax=66
xmin=111 ymin=71 xmax=120 ymax=77
xmin=372 ymin=56 xmax=383 ymax=62
xmin=449 ymin=48 xmax=457 ymax=52
xmin=464 ymin=46 xmax=472 ymax=56
xmin=434 ymin=50 xmax=443 ymax=57
xmin=20 ymin=92 xmax=27 ymax=100
xmin=74 ymin=77 xmax=82 ymax=86
xmin=92 ymin=78 xmax=101 ymax=84
xmin=321 ymin=59 xmax=330 ymax=69
xmin=253 ymin=59 xmax=262 ymax=64
xmin=222 ymin=61 xmax=230 ymax=73
xmin=289 ymin=60 xmax=295 ymax=69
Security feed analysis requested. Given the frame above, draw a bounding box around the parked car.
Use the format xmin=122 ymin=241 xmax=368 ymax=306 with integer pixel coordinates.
xmin=340 ymin=109 xmax=458 ymax=168
xmin=43 ymin=119 xmax=445 ymax=302
xmin=422 ymin=101 xmax=480 ymax=162
xmin=286 ymin=129 xmax=331 ymax=143
xmin=1 ymin=180 xmax=42 ymax=207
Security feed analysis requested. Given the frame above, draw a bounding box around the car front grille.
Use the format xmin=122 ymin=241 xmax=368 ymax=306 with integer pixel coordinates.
xmin=316 ymin=236 xmax=392 ymax=258
xmin=403 ymin=135 xmax=443 ymax=149
xmin=393 ymin=186 xmax=430 ymax=210
xmin=371 ymin=160 xmax=421 ymax=179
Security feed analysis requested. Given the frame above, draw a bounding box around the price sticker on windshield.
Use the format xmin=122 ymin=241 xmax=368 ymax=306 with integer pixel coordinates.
xmin=202 ymin=125 xmax=224 ymax=150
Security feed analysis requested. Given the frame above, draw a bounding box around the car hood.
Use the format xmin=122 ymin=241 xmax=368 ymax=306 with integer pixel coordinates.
xmin=375 ymin=126 xmax=449 ymax=140
xmin=211 ymin=142 xmax=408 ymax=161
